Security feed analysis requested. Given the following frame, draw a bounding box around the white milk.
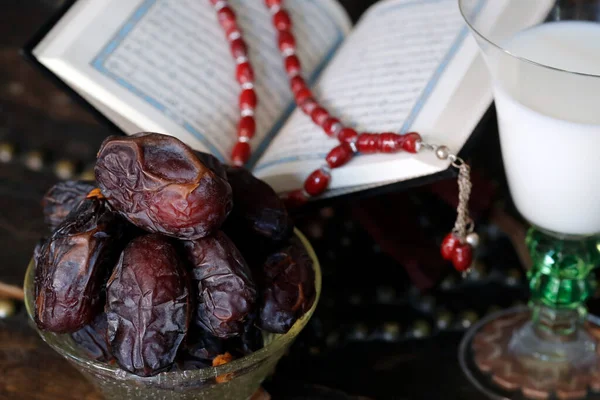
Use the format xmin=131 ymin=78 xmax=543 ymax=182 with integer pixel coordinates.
xmin=493 ymin=21 xmax=600 ymax=235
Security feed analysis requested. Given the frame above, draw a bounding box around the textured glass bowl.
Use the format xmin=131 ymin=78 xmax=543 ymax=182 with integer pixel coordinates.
xmin=24 ymin=229 xmax=321 ymax=400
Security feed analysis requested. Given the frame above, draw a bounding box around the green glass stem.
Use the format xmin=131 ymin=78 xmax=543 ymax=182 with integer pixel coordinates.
xmin=526 ymin=228 xmax=600 ymax=338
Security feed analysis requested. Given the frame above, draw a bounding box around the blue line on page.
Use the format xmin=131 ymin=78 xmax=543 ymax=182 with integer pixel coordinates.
xmin=90 ymin=0 xmax=345 ymax=165
xmin=253 ymin=153 xmax=330 ymax=173
xmin=181 ymin=123 xmax=224 ymax=159
xmin=242 ymin=0 xmax=346 ymax=168
xmin=253 ymin=0 xmax=486 ymax=173
xmin=398 ymin=30 xmax=468 ymax=134
xmin=374 ymin=0 xmax=451 ymax=14
xmin=252 ymin=153 xmax=329 ymax=173
xmin=247 ymin=23 xmax=344 ymax=168
xmin=399 ymin=0 xmax=485 ymax=133
xmin=91 ymin=0 xmax=227 ymax=160
xmin=92 ymin=0 xmax=156 ymax=68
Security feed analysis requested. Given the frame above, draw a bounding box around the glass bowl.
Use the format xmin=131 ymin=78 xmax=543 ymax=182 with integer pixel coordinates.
xmin=24 ymin=229 xmax=321 ymax=400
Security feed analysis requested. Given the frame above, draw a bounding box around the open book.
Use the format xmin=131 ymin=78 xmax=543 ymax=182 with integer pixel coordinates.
xmin=24 ymin=0 xmax=550 ymax=196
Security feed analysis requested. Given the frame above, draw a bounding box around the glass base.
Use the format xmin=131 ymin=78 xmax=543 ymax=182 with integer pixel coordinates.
xmin=459 ymin=307 xmax=600 ymax=400
xmin=509 ymin=321 xmax=597 ymax=368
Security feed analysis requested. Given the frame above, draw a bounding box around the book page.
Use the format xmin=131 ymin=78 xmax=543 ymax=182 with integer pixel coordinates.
xmin=34 ymin=0 xmax=351 ymax=162
xmin=253 ymin=0 xmax=546 ymax=193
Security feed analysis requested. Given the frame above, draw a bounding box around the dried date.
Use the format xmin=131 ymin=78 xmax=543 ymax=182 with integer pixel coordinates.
xmin=258 ymin=237 xmax=316 ymax=334
xmin=33 ymin=237 xmax=46 ymax=262
xmin=34 ymin=195 xmax=125 ymax=333
xmin=180 ymin=320 xmax=262 ymax=369
xmin=42 ymin=180 xmax=96 ymax=231
xmin=226 ymin=315 xmax=264 ymax=357
xmin=225 ymin=167 xmax=293 ymax=242
xmin=177 ymin=326 xmax=226 ymax=370
xmin=95 ymin=133 xmax=232 ymax=240
xmin=194 ymin=151 xmax=227 ymax=181
xmin=186 ymin=329 xmax=225 ymax=362
xmin=71 ymin=312 xmax=113 ymax=362
xmin=237 ymin=319 xmax=264 ymax=354
xmin=106 ymin=234 xmax=189 ymax=376
xmin=184 ymin=231 xmax=257 ymax=338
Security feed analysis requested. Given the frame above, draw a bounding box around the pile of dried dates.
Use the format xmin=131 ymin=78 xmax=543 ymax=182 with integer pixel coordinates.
xmin=34 ymin=133 xmax=316 ymax=377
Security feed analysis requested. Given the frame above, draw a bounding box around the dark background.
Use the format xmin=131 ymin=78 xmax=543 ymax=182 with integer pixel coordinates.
xmin=0 ymin=1 xmax=538 ymax=399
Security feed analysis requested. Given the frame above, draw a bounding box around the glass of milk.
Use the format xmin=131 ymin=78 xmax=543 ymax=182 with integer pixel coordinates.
xmin=459 ymin=1 xmax=600 ymax=398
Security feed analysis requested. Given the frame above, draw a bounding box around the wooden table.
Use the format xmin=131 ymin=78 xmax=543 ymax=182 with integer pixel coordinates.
xmin=0 ymin=310 xmax=101 ymax=400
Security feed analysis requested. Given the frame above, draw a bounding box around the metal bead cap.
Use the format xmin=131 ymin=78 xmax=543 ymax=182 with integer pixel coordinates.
xmin=465 ymin=232 xmax=480 ymax=248
xmin=435 ymin=145 xmax=450 ymax=160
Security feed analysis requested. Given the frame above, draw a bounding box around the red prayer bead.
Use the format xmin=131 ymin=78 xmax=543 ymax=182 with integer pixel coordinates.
xmin=273 ymin=10 xmax=292 ymax=31
xmin=231 ymin=141 xmax=251 ymax=166
xmin=295 ymin=88 xmax=312 ymax=103
xmin=226 ymin=26 xmax=240 ymax=39
xmin=452 ymin=244 xmax=473 ymax=272
xmin=379 ymin=132 xmax=405 ymax=153
xmin=326 ymin=143 xmax=354 ymax=168
xmin=285 ymin=189 xmax=309 ymax=208
xmin=211 ymin=1 xmax=433 ymax=212
xmin=278 ymin=31 xmax=296 ymax=52
xmin=441 ymin=233 xmax=460 ymax=261
xmin=230 ymin=38 xmax=247 ymax=59
xmin=265 ymin=0 xmax=281 ymax=8
xmin=338 ymin=128 xmax=358 ymax=144
xmin=236 ymin=62 xmax=254 ymax=85
xmin=239 ymin=89 xmax=257 ymax=110
xmin=290 ymin=76 xmax=306 ymax=94
xmin=217 ymin=6 xmax=237 ymax=31
xmin=311 ymin=107 xmax=329 ymax=126
xmin=356 ymin=133 xmax=382 ymax=153
xmin=322 ymin=118 xmax=341 ymax=137
xmin=238 ymin=116 xmax=256 ymax=139
xmin=285 ymin=55 xmax=301 ymax=76
xmin=300 ymin=98 xmax=318 ymax=115
xmin=402 ymin=132 xmax=422 ymax=153
xmin=304 ymin=168 xmax=330 ymax=196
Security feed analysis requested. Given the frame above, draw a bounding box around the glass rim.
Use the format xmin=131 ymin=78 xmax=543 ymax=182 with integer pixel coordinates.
xmin=24 ymin=228 xmax=322 ymax=384
xmin=458 ymin=0 xmax=600 ymax=79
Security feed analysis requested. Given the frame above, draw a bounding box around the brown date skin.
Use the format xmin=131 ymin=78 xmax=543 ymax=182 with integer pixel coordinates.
xmin=95 ymin=133 xmax=232 ymax=240
xmin=34 ymin=196 xmax=125 ymax=333
xmin=183 ymin=231 xmax=257 ymax=339
xmin=194 ymin=151 xmax=227 ymax=181
xmin=187 ymin=330 xmax=225 ymax=362
xmin=238 ymin=320 xmax=264 ymax=355
xmin=177 ymin=319 xmax=262 ymax=371
xmin=42 ymin=180 xmax=97 ymax=231
xmin=258 ymin=237 xmax=316 ymax=334
xmin=33 ymin=237 xmax=46 ymax=263
xmin=178 ymin=326 xmax=225 ymax=370
xmin=225 ymin=167 xmax=293 ymax=242
xmin=226 ymin=314 xmax=264 ymax=357
xmin=106 ymin=234 xmax=189 ymax=377
xmin=71 ymin=312 xmax=113 ymax=363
